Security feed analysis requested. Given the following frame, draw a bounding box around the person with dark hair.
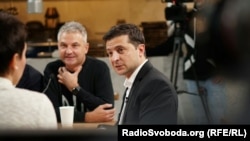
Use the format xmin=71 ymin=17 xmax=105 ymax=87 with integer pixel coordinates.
xmin=208 ymin=0 xmax=250 ymax=124
xmin=103 ymin=23 xmax=178 ymax=124
xmin=175 ymin=0 xmax=228 ymax=124
xmin=43 ymin=21 xmax=115 ymax=123
xmin=0 ymin=12 xmax=57 ymax=129
xmin=16 ymin=64 xmax=43 ymax=92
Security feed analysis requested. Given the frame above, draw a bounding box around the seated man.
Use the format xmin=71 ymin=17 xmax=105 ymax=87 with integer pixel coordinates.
xmin=43 ymin=21 xmax=115 ymax=123
xmin=103 ymin=23 xmax=178 ymax=124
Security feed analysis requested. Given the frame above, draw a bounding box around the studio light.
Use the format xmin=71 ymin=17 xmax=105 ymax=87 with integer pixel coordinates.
xmin=27 ymin=0 xmax=43 ymax=13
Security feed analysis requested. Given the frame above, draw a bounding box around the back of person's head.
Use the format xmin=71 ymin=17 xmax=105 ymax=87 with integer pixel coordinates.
xmin=57 ymin=21 xmax=87 ymax=43
xmin=103 ymin=23 xmax=145 ymax=47
xmin=208 ymin=0 xmax=250 ymax=80
xmin=0 ymin=12 xmax=27 ymax=75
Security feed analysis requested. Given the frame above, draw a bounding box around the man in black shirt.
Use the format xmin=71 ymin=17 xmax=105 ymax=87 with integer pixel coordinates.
xmin=43 ymin=21 xmax=115 ymax=123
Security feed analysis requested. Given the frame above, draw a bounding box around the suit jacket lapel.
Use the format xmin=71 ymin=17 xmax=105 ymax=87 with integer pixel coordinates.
xmin=122 ymin=61 xmax=153 ymax=123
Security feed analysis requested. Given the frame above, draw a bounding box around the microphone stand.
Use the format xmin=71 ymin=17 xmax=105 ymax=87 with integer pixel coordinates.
xmin=42 ymin=74 xmax=53 ymax=93
xmin=170 ymin=22 xmax=182 ymax=90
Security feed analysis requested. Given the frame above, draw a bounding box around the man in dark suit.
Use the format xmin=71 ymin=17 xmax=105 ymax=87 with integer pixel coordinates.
xmin=103 ymin=23 xmax=178 ymax=124
xmin=16 ymin=64 xmax=43 ymax=92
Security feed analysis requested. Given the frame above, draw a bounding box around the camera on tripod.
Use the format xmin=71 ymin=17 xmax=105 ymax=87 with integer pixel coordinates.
xmin=162 ymin=0 xmax=194 ymax=22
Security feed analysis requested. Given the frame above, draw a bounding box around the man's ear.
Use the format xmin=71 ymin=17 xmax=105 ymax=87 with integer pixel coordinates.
xmin=84 ymin=43 xmax=89 ymax=54
xmin=10 ymin=53 xmax=20 ymax=70
xmin=138 ymin=44 xmax=146 ymax=57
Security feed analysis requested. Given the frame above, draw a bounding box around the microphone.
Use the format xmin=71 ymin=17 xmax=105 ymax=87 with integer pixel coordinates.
xmin=42 ymin=74 xmax=54 ymax=93
xmin=125 ymin=97 xmax=129 ymax=102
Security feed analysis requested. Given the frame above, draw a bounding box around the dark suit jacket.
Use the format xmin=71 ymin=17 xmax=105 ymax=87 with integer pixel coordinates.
xmin=122 ymin=61 xmax=178 ymax=124
xmin=16 ymin=64 xmax=43 ymax=92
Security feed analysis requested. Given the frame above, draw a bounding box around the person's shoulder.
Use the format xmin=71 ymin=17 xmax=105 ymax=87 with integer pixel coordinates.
xmin=13 ymin=88 xmax=50 ymax=102
xmin=45 ymin=59 xmax=63 ymax=69
xmin=15 ymin=88 xmax=44 ymax=96
xmin=144 ymin=61 xmax=169 ymax=79
xmin=25 ymin=64 xmax=42 ymax=75
xmin=14 ymin=88 xmax=56 ymax=118
xmin=86 ymin=56 xmax=108 ymax=67
xmin=25 ymin=64 xmax=34 ymax=69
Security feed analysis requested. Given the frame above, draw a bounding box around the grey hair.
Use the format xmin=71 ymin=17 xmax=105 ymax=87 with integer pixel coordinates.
xmin=57 ymin=21 xmax=87 ymax=42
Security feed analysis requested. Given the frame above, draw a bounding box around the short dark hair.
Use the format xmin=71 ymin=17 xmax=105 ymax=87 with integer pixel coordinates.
xmin=103 ymin=23 xmax=145 ymax=47
xmin=0 ymin=12 xmax=27 ymax=74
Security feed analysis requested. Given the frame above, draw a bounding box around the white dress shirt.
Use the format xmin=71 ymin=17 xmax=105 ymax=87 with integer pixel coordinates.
xmin=118 ymin=59 xmax=148 ymax=124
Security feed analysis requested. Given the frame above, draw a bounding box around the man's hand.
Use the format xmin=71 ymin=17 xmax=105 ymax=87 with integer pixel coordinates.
xmin=57 ymin=66 xmax=82 ymax=91
xmin=85 ymin=104 xmax=115 ymax=123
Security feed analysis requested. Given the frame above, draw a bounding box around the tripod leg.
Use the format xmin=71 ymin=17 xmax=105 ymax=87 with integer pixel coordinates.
xmin=170 ymin=37 xmax=182 ymax=89
xmin=190 ymin=65 xmax=213 ymax=124
xmin=198 ymin=87 xmax=212 ymax=124
xmin=170 ymin=40 xmax=177 ymax=83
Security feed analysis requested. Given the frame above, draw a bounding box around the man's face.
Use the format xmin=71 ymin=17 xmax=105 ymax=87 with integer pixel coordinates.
xmin=106 ymin=35 xmax=145 ymax=78
xmin=58 ymin=32 xmax=89 ymax=71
